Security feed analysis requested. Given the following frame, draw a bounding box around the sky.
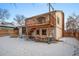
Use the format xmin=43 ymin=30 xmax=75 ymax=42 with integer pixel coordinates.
xmin=0 ymin=3 xmax=79 ymax=25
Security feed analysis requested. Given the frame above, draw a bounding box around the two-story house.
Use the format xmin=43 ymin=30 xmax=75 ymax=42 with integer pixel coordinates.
xmin=25 ymin=10 xmax=64 ymax=42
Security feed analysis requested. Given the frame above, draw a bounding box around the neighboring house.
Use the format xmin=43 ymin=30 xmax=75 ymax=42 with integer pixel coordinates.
xmin=0 ymin=22 xmax=15 ymax=30
xmin=0 ymin=21 xmax=26 ymax=37
xmin=25 ymin=10 xmax=64 ymax=41
xmin=0 ymin=22 xmax=17 ymax=36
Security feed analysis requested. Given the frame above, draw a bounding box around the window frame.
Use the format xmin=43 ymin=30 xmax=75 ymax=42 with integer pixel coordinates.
xmin=42 ymin=29 xmax=47 ymax=35
xmin=57 ymin=16 xmax=60 ymax=24
xmin=36 ymin=29 xmax=40 ymax=35
xmin=37 ymin=17 xmax=46 ymax=24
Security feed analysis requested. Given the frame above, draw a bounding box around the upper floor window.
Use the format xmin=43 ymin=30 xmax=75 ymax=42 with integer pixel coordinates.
xmin=37 ymin=17 xmax=46 ymax=24
xmin=57 ymin=16 xmax=60 ymax=24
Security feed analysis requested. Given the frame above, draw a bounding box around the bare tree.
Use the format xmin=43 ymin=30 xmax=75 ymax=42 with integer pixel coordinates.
xmin=0 ymin=8 xmax=10 ymax=22
xmin=75 ymin=15 xmax=79 ymax=31
xmin=66 ymin=13 xmax=78 ymax=32
xmin=13 ymin=15 xmax=25 ymax=26
xmin=13 ymin=15 xmax=25 ymax=38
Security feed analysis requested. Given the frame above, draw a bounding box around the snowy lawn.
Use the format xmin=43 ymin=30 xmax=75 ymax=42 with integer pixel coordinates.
xmin=0 ymin=36 xmax=79 ymax=56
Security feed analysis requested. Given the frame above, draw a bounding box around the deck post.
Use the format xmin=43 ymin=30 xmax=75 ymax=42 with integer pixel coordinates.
xmin=18 ymin=26 xmax=22 ymax=38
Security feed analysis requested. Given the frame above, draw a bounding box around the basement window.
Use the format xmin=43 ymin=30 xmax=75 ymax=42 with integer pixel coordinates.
xmin=42 ymin=29 xmax=47 ymax=35
xmin=36 ymin=29 xmax=40 ymax=35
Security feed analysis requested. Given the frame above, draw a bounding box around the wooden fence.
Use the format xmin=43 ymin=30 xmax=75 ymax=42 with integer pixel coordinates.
xmin=75 ymin=32 xmax=79 ymax=39
xmin=0 ymin=30 xmax=8 ymax=36
xmin=64 ymin=31 xmax=79 ymax=39
xmin=8 ymin=30 xmax=19 ymax=37
xmin=0 ymin=29 xmax=19 ymax=37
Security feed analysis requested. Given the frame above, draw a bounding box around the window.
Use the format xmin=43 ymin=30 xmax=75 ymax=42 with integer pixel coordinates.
xmin=36 ymin=29 xmax=40 ymax=35
xmin=42 ymin=29 xmax=47 ymax=35
xmin=37 ymin=17 xmax=46 ymax=23
xmin=57 ymin=16 xmax=60 ymax=24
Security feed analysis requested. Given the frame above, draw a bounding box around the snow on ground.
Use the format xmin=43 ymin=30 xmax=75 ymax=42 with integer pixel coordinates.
xmin=0 ymin=36 xmax=79 ymax=56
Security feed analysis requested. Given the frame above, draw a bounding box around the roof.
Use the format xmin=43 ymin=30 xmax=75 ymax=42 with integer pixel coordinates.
xmin=0 ymin=22 xmax=16 ymax=28
xmin=25 ymin=10 xmax=64 ymax=21
xmin=0 ymin=26 xmax=15 ymax=28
